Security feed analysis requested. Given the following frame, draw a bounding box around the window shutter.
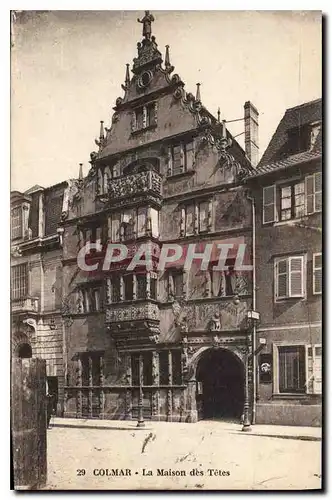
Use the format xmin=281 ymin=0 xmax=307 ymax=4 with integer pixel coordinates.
xmin=111 ymin=214 xmax=120 ymax=242
xmin=199 ymin=201 xmax=209 ymax=232
xmin=263 ymin=185 xmax=276 ymax=223
xmin=173 ymin=144 xmax=183 ymax=175
xmin=313 ymin=253 xmax=322 ymax=294
xmin=137 ymin=207 xmax=147 ymax=237
xmin=313 ymin=346 xmax=322 ymax=394
xmin=185 ymin=205 xmax=195 ymax=235
xmin=305 ymin=175 xmax=315 ymax=214
xmin=306 ymin=345 xmax=322 ymax=394
xmin=289 ymin=257 xmax=304 ymax=297
xmin=276 ymin=259 xmax=287 ymax=298
xmin=314 ymin=172 xmax=322 ymax=212
xmin=306 ymin=346 xmax=314 ymax=394
xmin=150 ymin=208 xmax=159 ymax=237
xmin=185 ymin=141 xmax=195 ymax=171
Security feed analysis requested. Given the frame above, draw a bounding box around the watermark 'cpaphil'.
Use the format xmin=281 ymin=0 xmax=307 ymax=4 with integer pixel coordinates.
xmin=77 ymin=241 xmax=252 ymax=273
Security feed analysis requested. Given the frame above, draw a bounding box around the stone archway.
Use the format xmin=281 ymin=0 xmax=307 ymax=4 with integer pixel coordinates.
xmin=11 ymin=320 xmax=36 ymax=359
xmin=195 ymin=347 xmax=245 ymax=421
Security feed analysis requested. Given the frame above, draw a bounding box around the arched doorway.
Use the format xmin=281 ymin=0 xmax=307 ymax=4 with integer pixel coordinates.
xmin=17 ymin=343 xmax=32 ymax=359
xmin=196 ymin=348 xmax=244 ymax=421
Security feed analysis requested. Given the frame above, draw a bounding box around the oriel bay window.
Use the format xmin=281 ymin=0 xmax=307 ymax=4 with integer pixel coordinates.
xmin=123 ymin=274 xmax=134 ymax=301
xmin=262 ymin=172 xmax=322 ymax=224
xmin=108 ymin=272 xmax=158 ymax=303
xmin=110 ymin=207 xmax=159 ymax=242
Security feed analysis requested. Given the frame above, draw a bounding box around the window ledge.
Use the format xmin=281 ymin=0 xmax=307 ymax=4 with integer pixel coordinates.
xmin=275 ymin=296 xmax=305 ymax=303
xmin=264 ymin=215 xmax=321 ymax=228
xmin=179 ymin=230 xmax=212 ymax=239
xmin=167 ymin=169 xmax=195 ymax=180
xmin=272 ymin=393 xmax=307 ymax=400
xmin=273 ymin=218 xmax=306 ymax=227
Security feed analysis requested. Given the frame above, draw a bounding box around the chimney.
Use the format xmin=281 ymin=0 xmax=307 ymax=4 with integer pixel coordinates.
xmin=244 ymin=101 xmax=259 ymax=167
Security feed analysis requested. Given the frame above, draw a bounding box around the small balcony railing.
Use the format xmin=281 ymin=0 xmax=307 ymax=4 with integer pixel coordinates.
xmin=11 ymin=296 xmax=39 ymax=314
xmin=107 ymin=170 xmax=162 ymax=202
xmin=105 ymin=300 xmax=160 ymax=324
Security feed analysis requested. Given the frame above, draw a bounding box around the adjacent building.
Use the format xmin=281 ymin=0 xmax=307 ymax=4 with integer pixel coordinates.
xmin=11 ymin=182 xmax=68 ymax=414
xmin=247 ymin=99 xmax=322 ymax=426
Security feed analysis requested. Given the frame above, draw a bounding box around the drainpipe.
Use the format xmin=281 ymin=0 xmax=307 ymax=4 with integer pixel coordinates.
xmin=247 ymin=192 xmax=257 ymax=425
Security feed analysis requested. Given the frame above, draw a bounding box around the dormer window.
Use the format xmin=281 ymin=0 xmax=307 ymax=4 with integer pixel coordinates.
xmin=286 ymin=126 xmax=310 ymax=155
xmin=310 ymin=122 xmax=321 ymax=150
xmin=11 ymin=202 xmax=30 ymax=240
xmin=132 ymin=102 xmax=157 ymax=133
xmin=11 ymin=206 xmax=22 ymax=240
xmin=284 ymin=121 xmax=321 ymax=157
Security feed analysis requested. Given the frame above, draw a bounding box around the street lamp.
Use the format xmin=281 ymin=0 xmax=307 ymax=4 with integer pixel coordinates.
xmin=137 ymin=354 xmax=145 ymax=428
xmin=242 ymin=342 xmax=252 ymax=432
xmin=241 ymin=310 xmax=261 ymax=432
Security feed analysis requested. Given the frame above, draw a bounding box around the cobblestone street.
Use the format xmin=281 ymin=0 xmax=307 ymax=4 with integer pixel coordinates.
xmin=44 ymin=419 xmax=322 ymax=491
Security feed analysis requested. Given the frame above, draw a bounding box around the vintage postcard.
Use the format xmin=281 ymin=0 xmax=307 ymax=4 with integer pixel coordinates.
xmin=10 ymin=10 xmax=322 ymax=491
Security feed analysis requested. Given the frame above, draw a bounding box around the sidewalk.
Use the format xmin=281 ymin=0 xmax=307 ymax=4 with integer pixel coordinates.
xmin=51 ymin=417 xmax=322 ymax=442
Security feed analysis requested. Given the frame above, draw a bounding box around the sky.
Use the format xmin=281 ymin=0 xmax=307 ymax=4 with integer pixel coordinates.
xmin=11 ymin=10 xmax=322 ymax=192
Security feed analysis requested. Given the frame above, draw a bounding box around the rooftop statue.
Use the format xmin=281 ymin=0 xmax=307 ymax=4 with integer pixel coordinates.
xmin=137 ymin=11 xmax=155 ymax=40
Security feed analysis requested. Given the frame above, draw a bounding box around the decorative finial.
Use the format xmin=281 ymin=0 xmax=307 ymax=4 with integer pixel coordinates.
xmin=125 ymin=63 xmax=130 ymax=88
xmin=221 ymin=119 xmax=227 ymax=140
xmin=165 ymin=45 xmax=171 ymax=68
xmin=78 ymin=163 xmax=83 ymax=180
xmin=217 ymin=107 xmax=221 ymax=123
xmin=137 ymin=11 xmax=155 ymax=40
xmin=99 ymin=120 xmax=104 ymax=141
xmin=196 ymin=83 xmax=201 ymax=102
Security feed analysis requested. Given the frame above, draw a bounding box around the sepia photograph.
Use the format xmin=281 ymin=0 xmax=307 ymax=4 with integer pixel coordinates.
xmin=10 ymin=8 xmax=322 ymax=491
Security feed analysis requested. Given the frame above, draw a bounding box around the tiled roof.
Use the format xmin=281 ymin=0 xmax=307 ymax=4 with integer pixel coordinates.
xmin=259 ymin=98 xmax=322 ymax=167
xmin=247 ymin=98 xmax=322 ymax=179
xmin=247 ymin=150 xmax=321 ymax=178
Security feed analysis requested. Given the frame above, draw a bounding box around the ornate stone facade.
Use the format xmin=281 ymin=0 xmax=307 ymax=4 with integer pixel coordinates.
xmin=61 ymin=12 xmax=254 ymax=423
